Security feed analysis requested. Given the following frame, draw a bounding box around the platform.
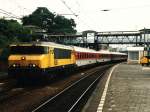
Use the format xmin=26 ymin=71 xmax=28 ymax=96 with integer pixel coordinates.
xmin=83 ymin=63 xmax=150 ymax=112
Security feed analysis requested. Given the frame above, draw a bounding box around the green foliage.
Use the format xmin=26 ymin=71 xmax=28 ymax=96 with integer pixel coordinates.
xmin=22 ymin=7 xmax=77 ymax=34
xmin=0 ymin=47 xmax=9 ymax=60
xmin=22 ymin=7 xmax=55 ymax=30
xmin=0 ymin=18 xmax=31 ymax=47
xmin=0 ymin=19 xmax=21 ymax=39
xmin=51 ymin=15 xmax=76 ymax=34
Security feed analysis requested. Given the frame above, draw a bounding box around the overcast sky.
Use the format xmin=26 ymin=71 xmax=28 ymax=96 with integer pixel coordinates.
xmin=1 ymin=0 xmax=150 ymax=32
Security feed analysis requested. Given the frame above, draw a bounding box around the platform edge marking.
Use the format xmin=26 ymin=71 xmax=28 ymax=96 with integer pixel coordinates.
xmin=96 ymin=64 xmax=119 ymax=112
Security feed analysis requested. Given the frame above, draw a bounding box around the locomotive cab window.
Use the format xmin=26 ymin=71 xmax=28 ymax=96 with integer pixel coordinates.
xmin=10 ymin=46 xmax=49 ymax=54
xmin=54 ymin=48 xmax=71 ymax=59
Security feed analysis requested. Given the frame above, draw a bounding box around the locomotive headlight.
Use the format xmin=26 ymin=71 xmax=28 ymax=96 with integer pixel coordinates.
xmin=12 ymin=64 xmax=16 ymax=67
xmin=32 ymin=64 xmax=36 ymax=67
xmin=12 ymin=64 xmax=20 ymax=67
xmin=29 ymin=64 xmax=36 ymax=67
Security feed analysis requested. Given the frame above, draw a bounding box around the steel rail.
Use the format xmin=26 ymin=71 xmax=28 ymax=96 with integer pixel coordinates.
xmin=68 ymin=72 xmax=105 ymax=112
xmin=32 ymin=65 xmax=111 ymax=112
xmin=32 ymin=68 xmax=100 ymax=112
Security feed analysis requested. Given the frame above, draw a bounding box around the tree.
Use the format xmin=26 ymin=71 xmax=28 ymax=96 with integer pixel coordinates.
xmin=22 ymin=7 xmax=54 ymax=31
xmin=51 ymin=15 xmax=76 ymax=34
xmin=0 ymin=18 xmax=31 ymax=47
xmin=22 ymin=7 xmax=77 ymax=34
xmin=0 ymin=18 xmax=31 ymax=60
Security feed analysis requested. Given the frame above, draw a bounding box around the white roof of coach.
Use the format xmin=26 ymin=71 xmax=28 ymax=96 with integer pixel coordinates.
xmin=73 ymin=46 xmax=97 ymax=53
xmin=40 ymin=42 xmax=73 ymax=50
xmin=11 ymin=41 xmax=73 ymax=50
xmin=110 ymin=52 xmax=127 ymax=55
xmin=98 ymin=50 xmax=111 ymax=54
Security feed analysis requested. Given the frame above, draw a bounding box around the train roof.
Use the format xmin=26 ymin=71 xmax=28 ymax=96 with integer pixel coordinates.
xmin=10 ymin=41 xmax=73 ymax=50
xmin=98 ymin=50 xmax=111 ymax=54
xmin=110 ymin=52 xmax=127 ymax=55
xmin=73 ymin=46 xmax=98 ymax=53
xmin=9 ymin=42 xmax=127 ymax=55
xmin=98 ymin=50 xmax=127 ymax=55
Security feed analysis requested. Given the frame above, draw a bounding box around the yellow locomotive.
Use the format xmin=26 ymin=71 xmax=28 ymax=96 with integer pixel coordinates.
xmin=140 ymin=56 xmax=150 ymax=66
xmin=8 ymin=42 xmax=76 ymax=78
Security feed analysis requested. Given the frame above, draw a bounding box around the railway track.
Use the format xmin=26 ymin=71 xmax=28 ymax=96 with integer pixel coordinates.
xmin=0 ymin=73 xmax=8 ymax=80
xmin=0 ymin=72 xmax=15 ymax=93
xmin=0 ymin=77 xmax=18 ymax=101
xmin=0 ymin=64 xmax=114 ymax=112
xmin=31 ymin=65 xmax=112 ymax=112
xmin=0 ymin=74 xmax=17 ymax=92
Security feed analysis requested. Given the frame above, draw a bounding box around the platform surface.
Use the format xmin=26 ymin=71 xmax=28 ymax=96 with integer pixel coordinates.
xmin=83 ymin=63 xmax=150 ymax=112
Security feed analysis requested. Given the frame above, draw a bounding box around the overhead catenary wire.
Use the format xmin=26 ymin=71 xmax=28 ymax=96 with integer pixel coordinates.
xmin=59 ymin=0 xmax=93 ymax=30
xmin=0 ymin=8 xmax=21 ymax=19
xmin=59 ymin=0 xmax=78 ymax=17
